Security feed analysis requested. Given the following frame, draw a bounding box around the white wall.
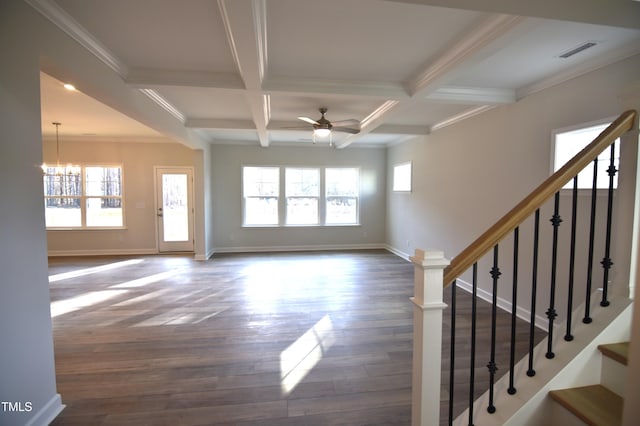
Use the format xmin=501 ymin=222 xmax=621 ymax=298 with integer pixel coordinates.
xmin=0 ymin=1 xmax=63 ymax=424
xmin=210 ymin=144 xmax=387 ymax=252
xmin=387 ymin=54 xmax=640 ymax=323
xmin=44 ymin=139 xmax=199 ymax=256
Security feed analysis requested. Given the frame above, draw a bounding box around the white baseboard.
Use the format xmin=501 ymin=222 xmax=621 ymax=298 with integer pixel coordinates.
xmin=194 ymin=247 xmax=215 ymax=261
xmin=48 ymin=248 xmax=157 ymax=257
xmin=212 ymin=243 xmax=386 ymax=254
xmin=25 ymin=393 xmax=64 ymax=426
xmin=384 ymin=244 xmax=411 ymax=261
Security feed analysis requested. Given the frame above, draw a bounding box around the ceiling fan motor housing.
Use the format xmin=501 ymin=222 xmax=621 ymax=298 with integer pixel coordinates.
xmin=314 ymin=108 xmax=332 ymax=131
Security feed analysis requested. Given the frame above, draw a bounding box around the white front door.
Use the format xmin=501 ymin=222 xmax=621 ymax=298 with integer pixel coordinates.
xmin=156 ymin=167 xmax=194 ymax=252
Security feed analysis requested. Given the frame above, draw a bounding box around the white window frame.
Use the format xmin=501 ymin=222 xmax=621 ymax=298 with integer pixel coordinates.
xmin=242 ymin=166 xmax=280 ymax=226
xmin=241 ymin=165 xmax=360 ymax=227
xmin=43 ymin=163 xmax=125 ymax=229
xmin=285 ymin=167 xmax=320 ymax=225
xmin=325 ymin=167 xmax=360 ymax=225
xmin=393 ymin=161 xmax=412 ymax=192
xmin=551 ymin=118 xmax=620 ymax=190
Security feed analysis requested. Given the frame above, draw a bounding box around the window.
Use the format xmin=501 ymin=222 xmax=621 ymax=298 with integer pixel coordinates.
xmin=326 ymin=168 xmax=359 ymax=224
xmin=393 ymin=161 xmax=412 ymax=192
xmin=286 ymin=168 xmax=319 ymax=225
xmin=553 ymin=122 xmax=619 ymax=190
xmin=44 ymin=165 xmax=123 ymax=228
xmin=243 ymin=166 xmax=279 ymax=225
xmin=242 ymin=166 xmax=360 ymax=226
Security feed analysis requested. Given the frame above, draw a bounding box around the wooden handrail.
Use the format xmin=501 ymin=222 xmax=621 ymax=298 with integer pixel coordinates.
xmin=443 ymin=109 xmax=637 ymax=287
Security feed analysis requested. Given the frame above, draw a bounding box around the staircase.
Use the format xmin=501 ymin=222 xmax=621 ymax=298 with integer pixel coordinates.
xmin=549 ymin=342 xmax=629 ymax=426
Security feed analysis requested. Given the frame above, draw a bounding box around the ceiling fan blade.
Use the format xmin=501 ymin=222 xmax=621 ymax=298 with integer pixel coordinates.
xmin=297 ymin=116 xmax=319 ymax=125
xmin=332 ymin=126 xmax=360 ymax=134
xmin=330 ymin=119 xmax=360 ymax=128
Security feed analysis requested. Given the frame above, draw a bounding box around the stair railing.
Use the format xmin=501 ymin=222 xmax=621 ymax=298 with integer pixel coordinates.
xmin=410 ymin=109 xmax=637 ymax=426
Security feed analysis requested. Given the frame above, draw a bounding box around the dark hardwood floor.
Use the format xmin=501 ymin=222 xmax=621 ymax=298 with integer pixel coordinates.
xmin=48 ymin=250 xmax=542 ymax=425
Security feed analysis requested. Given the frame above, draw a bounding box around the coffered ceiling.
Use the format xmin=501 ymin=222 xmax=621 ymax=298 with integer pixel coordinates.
xmin=32 ymin=0 xmax=640 ymax=148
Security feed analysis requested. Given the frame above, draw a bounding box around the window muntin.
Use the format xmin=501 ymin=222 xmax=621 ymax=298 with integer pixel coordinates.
xmin=553 ymin=122 xmax=619 ymax=190
xmin=243 ymin=166 xmax=279 ymax=225
xmin=286 ymin=168 xmax=319 ymax=225
xmin=325 ymin=168 xmax=359 ymax=225
xmin=44 ymin=165 xmax=123 ymax=228
xmin=393 ymin=161 xmax=412 ymax=192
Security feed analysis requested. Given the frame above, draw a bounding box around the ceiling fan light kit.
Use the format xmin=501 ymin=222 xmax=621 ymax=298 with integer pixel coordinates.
xmin=297 ymin=107 xmax=360 ymax=146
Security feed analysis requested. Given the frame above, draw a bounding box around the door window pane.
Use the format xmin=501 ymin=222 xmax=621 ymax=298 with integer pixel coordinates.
xmin=162 ymin=174 xmax=189 ymax=241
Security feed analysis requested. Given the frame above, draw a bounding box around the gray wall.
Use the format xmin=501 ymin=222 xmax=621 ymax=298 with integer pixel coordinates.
xmin=387 ymin=53 xmax=640 ymax=323
xmin=0 ymin=1 xmax=62 ymax=424
xmin=210 ymin=144 xmax=387 ymax=252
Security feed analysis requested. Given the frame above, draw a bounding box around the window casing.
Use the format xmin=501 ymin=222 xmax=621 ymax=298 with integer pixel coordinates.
xmin=44 ymin=165 xmax=124 ymax=228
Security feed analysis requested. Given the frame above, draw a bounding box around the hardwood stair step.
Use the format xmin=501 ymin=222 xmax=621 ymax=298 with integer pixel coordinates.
xmin=549 ymin=384 xmax=623 ymax=426
xmin=598 ymin=342 xmax=629 ymax=365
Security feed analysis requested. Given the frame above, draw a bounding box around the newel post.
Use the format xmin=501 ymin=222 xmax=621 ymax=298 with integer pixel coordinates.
xmin=410 ymin=249 xmax=450 ymax=426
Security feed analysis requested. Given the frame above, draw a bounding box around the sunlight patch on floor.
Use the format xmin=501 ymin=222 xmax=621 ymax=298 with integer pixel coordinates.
xmin=49 ymin=259 xmax=144 ymax=283
xmin=110 ymin=270 xmax=180 ymax=288
xmin=280 ymin=314 xmax=335 ymax=396
xmin=50 ymin=290 xmax=129 ymax=317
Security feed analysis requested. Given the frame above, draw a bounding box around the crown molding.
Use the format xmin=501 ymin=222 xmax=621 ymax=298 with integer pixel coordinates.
xmin=426 ymin=85 xmax=516 ymax=104
xmin=25 ymin=0 xmax=128 ymax=76
xmin=126 ymin=68 xmax=245 ymax=90
xmin=139 ymin=89 xmax=185 ymax=123
xmin=430 ymin=105 xmax=495 ymax=131
xmin=517 ymin=43 xmax=640 ymax=99
xmin=407 ymin=14 xmax=525 ymax=96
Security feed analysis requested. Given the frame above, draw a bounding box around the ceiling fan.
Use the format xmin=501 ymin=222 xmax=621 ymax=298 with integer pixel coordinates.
xmin=297 ymin=108 xmax=360 ymax=143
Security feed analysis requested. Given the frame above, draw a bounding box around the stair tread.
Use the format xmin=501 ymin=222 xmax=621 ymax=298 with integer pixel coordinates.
xmin=598 ymin=342 xmax=629 ymax=365
xmin=549 ymin=384 xmax=623 ymax=426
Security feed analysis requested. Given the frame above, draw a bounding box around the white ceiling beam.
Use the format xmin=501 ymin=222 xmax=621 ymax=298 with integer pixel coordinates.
xmin=384 ymin=0 xmax=640 ymax=30
xmin=407 ymin=14 xmax=525 ymax=96
xmin=126 ymin=68 xmax=245 ymax=89
xmin=425 ymin=86 xmax=516 ymax=104
xmin=339 ymin=14 xmax=524 ymax=148
xmin=336 ymin=100 xmax=399 ymax=149
xmin=372 ymin=124 xmax=430 ymax=135
xmin=25 ymin=0 xmax=128 ymax=76
xmin=185 ymin=118 xmax=256 ymax=129
xmin=263 ymin=76 xmax=409 ymax=100
xmin=218 ymin=0 xmax=270 ymax=147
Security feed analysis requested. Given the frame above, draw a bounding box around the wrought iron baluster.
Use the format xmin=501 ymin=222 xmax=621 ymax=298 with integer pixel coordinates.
xmin=584 ymin=158 xmax=599 ymax=324
xmin=487 ymin=245 xmax=500 ymax=414
xmin=565 ymin=176 xmax=579 ymax=341
xmin=449 ymin=280 xmax=457 ymax=426
xmin=527 ymin=209 xmax=540 ymax=377
xmin=546 ymin=192 xmax=562 ymax=359
xmin=601 ymin=142 xmax=617 ymax=307
xmin=469 ymin=263 xmax=478 ymax=426
xmin=508 ymin=228 xmax=519 ymax=394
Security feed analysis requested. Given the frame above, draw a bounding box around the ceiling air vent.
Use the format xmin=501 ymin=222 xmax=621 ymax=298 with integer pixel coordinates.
xmin=559 ymin=41 xmax=598 ymax=59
